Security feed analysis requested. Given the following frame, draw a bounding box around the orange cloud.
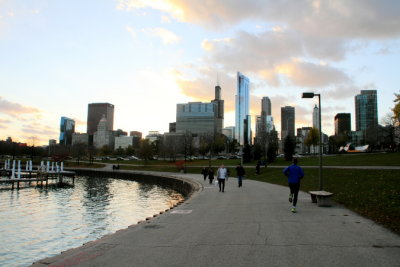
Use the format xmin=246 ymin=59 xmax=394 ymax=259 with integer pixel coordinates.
xmin=0 ymin=96 xmax=41 ymax=118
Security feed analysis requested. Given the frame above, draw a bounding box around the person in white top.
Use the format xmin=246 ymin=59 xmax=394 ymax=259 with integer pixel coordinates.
xmin=217 ymin=164 xmax=228 ymax=192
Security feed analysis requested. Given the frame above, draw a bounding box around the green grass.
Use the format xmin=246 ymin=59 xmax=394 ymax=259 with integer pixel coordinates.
xmin=268 ymin=152 xmax=400 ymax=166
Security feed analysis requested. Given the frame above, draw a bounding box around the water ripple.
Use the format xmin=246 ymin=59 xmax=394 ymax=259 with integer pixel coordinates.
xmin=0 ymin=176 xmax=183 ymax=267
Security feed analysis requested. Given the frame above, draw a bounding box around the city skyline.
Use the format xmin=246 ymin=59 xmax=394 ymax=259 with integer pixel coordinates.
xmin=1 ymin=1 xmax=399 ymax=145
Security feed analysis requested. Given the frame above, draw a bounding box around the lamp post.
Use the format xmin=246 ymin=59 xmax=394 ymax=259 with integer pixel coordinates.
xmin=302 ymin=92 xmax=323 ymax=191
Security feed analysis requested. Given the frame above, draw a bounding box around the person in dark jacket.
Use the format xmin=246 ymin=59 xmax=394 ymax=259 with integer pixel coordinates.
xmin=208 ymin=167 xmax=214 ymax=185
xmin=201 ymin=167 xmax=208 ymax=181
xmin=283 ymin=158 xmax=304 ymax=213
xmin=235 ymin=163 xmax=245 ymax=187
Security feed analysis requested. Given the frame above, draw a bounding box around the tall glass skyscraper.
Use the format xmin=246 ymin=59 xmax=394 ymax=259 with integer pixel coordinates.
xmin=59 ymin=117 xmax=75 ymax=145
xmin=355 ymin=90 xmax=378 ymax=131
xmin=235 ymin=72 xmax=251 ymax=145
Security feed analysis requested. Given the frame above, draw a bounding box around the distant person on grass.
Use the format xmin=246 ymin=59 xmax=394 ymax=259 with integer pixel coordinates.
xmin=235 ymin=163 xmax=245 ymax=187
xmin=283 ymin=158 xmax=304 ymax=213
xmin=217 ymin=164 xmax=228 ymax=192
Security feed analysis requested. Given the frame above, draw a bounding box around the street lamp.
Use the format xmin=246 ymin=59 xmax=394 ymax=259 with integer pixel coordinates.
xmin=302 ymin=92 xmax=323 ymax=191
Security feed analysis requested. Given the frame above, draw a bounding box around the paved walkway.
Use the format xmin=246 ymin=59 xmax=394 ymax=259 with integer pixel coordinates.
xmin=33 ymin=171 xmax=400 ymax=267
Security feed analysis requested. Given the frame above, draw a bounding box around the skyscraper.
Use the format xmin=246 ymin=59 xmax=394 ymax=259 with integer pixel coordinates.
xmin=261 ymin=97 xmax=271 ymax=116
xmin=313 ymin=104 xmax=319 ymax=130
xmin=59 ymin=117 xmax=75 ymax=145
xmin=334 ymin=113 xmax=351 ymax=137
xmin=176 ymin=83 xmax=224 ymax=135
xmin=235 ymin=72 xmax=251 ymax=145
xmin=176 ymin=102 xmax=217 ymax=134
xmin=87 ymin=103 xmax=114 ymax=136
xmin=281 ymin=106 xmax=295 ymax=140
xmin=355 ymin=90 xmax=378 ymax=132
xmin=212 ymin=84 xmax=224 ymax=134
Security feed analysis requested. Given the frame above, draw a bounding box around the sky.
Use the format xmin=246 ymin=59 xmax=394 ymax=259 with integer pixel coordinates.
xmin=0 ymin=0 xmax=399 ymax=146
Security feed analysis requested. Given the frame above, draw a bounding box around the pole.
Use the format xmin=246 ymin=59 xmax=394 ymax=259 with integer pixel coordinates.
xmin=318 ymin=94 xmax=323 ymax=191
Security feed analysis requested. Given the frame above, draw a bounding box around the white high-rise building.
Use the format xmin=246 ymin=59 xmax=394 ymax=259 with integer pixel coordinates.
xmin=235 ymin=72 xmax=251 ymax=145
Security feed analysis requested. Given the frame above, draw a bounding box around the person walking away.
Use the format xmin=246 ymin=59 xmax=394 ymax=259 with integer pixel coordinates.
xmin=201 ymin=167 xmax=208 ymax=181
xmin=283 ymin=158 xmax=304 ymax=213
xmin=217 ymin=164 xmax=228 ymax=192
xmin=235 ymin=163 xmax=245 ymax=187
xmin=208 ymin=167 xmax=214 ymax=185
xmin=255 ymin=161 xmax=261 ymax=175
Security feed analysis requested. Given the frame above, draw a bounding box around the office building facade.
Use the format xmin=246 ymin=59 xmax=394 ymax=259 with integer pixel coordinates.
xmin=335 ymin=113 xmax=351 ymax=137
xmin=87 ymin=103 xmax=114 ymax=136
xmin=176 ymin=102 xmax=217 ymax=134
xmin=235 ymin=72 xmax=251 ymax=145
xmin=211 ymin=84 xmax=224 ymax=134
xmin=281 ymin=106 xmax=295 ymax=140
xmin=59 ymin=117 xmax=75 ymax=145
xmin=355 ymin=90 xmax=378 ymax=132
xmin=93 ymin=115 xmax=115 ymax=149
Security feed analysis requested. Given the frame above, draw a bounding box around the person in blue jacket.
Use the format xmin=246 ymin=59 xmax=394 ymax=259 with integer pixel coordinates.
xmin=283 ymin=158 xmax=304 ymax=213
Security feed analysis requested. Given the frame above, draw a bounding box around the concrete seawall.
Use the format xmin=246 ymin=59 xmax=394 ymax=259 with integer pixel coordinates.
xmin=70 ymin=168 xmax=201 ymax=199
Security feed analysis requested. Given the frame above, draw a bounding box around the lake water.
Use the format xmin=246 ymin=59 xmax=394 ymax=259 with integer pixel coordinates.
xmin=0 ymin=176 xmax=184 ymax=267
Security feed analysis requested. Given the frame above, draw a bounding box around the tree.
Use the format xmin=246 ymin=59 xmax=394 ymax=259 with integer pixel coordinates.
xmin=305 ymin=128 xmax=319 ymax=155
xmin=266 ymin=141 xmax=276 ymax=163
xmin=213 ymin=134 xmax=226 ymax=155
xmin=198 ymin=134 xmax=211 ymax=159
xmin=283 ymin=135 xmax=295 ymax=161
xmin=125 ymin=145 xmax=135 ymax=156
xmin=242 ymin=144 xmax=252 ymax=163
xmin=71 ymin=143 xmax=87 ymax=165
xmin=253 ymin=143 xmax=262 ymax=160
xmin=138 ymin=139 xmax=154 ymax=163
xmin=99 ymin=145 xmax=112 ymax=156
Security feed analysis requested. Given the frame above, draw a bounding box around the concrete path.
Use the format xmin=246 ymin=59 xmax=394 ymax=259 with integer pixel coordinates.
xmin=33 ymin=171 xmax=400 ymax=267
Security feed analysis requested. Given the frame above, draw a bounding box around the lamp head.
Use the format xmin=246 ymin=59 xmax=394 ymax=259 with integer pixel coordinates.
xmin=302 ymin=92 xmax=315 ymax=98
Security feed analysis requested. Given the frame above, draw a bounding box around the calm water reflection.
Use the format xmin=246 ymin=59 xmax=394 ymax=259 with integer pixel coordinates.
xmin=0 ymin=176 xmax=183 ymax=267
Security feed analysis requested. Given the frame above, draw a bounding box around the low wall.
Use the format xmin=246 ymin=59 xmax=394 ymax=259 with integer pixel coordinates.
xmin=69 ymin=169 xmax=199 ymax=198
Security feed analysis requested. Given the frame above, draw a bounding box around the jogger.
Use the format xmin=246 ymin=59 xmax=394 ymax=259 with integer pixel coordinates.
xmin=283 ymin=158 xmax=304 ymax=213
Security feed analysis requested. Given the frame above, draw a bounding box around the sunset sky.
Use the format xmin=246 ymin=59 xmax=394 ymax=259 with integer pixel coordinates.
xmin=1 ymin=0 xmax=399 ymax=145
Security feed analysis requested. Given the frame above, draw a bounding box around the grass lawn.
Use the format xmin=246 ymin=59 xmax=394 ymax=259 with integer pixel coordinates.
xmin=64 ymin=161 xmax=105 ymax=168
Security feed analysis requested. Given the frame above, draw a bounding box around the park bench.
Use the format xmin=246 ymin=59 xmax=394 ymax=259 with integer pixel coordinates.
xmin=309 ymin=191 xmax=334 ymax=207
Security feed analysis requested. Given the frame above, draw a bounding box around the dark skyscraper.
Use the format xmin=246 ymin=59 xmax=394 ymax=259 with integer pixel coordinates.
xmin=261 ymin=97 xmax=271 ymax=116
xmin=212 ymin=84 xmax=224 ymax=134
xmin=334 ymin=113 xmax=351 ymax=137
xmin=281 ymin=106 xmax=295 ymax=140
xmin=87 ymin=103 xmax=114 ymax=135
xmin=355 ymin=90 xmax=378 ymax=132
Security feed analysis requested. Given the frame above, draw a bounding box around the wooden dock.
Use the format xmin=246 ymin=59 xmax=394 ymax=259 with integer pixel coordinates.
xmin=0 ymin=170 xmax=75 ymax=190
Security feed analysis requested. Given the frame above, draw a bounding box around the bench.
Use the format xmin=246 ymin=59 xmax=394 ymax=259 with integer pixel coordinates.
xmin=309 ymin=191 xmax=334 ymax=207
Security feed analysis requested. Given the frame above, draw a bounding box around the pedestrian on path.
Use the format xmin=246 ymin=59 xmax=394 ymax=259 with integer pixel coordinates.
xmin=283 ymin=158 xmax=304 ymax=213
xmin=217 ymin=164 xmax=228 ymax=192
xmin=255 ymin=161 xmax=261 ymax=175
xmin=201 ymin=167 xmax=208 ymax=181
xmin=208 ymin=167 xmax=215 ymax=185
xmin=235 ymin=163 xmax=245 ymax=187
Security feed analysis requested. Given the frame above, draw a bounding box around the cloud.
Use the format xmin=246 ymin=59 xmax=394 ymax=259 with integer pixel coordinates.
xmin=275 ymin=61 xmax=350 ymax=88
xmin=117 ymin=0 xmax=400 ymax=39
xmin=125 ymin=25 xmax=136 ymax=39
xmin=0 ymin=96 xmax=41 ymax=118
xmin=21 ymin=123 xmax=58 ymax=136
xmin=143 ymin=27 xmax=181 ymax=44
